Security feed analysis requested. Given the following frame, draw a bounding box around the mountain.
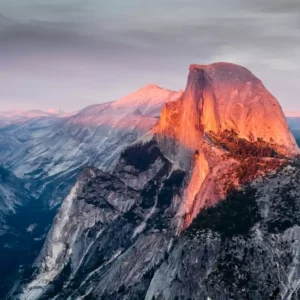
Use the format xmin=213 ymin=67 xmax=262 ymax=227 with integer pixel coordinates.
xmin=0 ymin=109 xmax=66 ymax=127
xmin=0 ymin=116 xmax=63 ymax=164
xmin=155 ymin=62 xmax=298 ymax=229
xmin=1 ymin=85 xmax=181 ymax=206
xmin=0 ymin=109 xmax=62 ymax=119
xmin=0 ymin=85 xmax=180 ymax=299
xmin=156 ymin=63 xmax=298 ymax=160
xmin=17 ymin=63 xmax=300 ymax=300
xmin=47 ymin=108 xmax=65 ymax=115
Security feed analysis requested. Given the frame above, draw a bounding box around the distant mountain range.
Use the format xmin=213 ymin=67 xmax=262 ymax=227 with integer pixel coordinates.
xmin=0 ymin=109 xmax=72 ymax=127
xmin=285 ymin=111 xmax=300 ymax=118
xmin=0 ymin=85 xmax=181 ymax=207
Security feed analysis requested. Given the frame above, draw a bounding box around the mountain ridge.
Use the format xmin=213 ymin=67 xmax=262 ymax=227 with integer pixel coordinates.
xmin=0 ymin=85 xmax=181 ymax=299
xmin=0 ymin=85 xmax=181 ymax=207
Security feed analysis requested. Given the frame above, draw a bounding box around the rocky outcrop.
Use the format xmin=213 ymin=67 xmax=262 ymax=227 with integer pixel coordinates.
xmin=156 ymin=63 xmax=298 ymax=164
xmin=146 ymin=161 xmax=300 ymax=300
xmin=155 ymin=62 xmax=299 ymax=228
xmin=17 ymin=140 xmax=182 ymax=300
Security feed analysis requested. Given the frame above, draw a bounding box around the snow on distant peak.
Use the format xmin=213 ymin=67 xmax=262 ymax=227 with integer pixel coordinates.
xmin=285 ymin=111 xmax=300 ymax=118
xmin=47 ymin=108 xmax=65 ymax=115
xmin=111 ymin=84 xmax=182 ymax=113
xmin=0 ymin=109 xmax=52 ymax=119
xmin=0 ymin=108 xmax=71 ymax=121
xmin=140 ymin=84 xmax=162 ymax=90
xmin=156 ymin=62 xmax=299 ymax=157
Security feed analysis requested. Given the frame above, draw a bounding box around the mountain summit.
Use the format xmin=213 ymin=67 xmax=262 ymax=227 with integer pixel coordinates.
xmin=155 ymin=62 xmax=299 ymax=228
xmin=157 ymin=62 xmax=298 ymax=162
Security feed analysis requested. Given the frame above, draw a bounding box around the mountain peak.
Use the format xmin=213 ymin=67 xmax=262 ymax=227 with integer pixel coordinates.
xmin=141 ymin=83 xmax=161 ymax=90
xmin=156 ymin=62 xmax=299 ymax=163
xmin=47 ymin=108 xmax=65 ymax=115
xmin=189 ymin=62 xmax=262 ymax=86
xmin=155 ymin=62 xmax=299 ymax=229
xmin=138 ymin=83 xmax=179 ymax=94
xmin=285 ymin=111 xmax=300 ymax=118
xmin=110 ymin=84 xmax=181 ymax=113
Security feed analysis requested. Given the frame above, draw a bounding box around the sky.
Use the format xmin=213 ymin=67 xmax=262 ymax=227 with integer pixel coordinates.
xmin=0 ymin=0 xmax=300 ymax=112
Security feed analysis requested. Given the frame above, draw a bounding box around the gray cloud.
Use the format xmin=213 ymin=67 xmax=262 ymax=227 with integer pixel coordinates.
xmin=0 ymin=0 xmax=299 ymax=111
xmin=244 ymin=0 xmax=300 ymax=14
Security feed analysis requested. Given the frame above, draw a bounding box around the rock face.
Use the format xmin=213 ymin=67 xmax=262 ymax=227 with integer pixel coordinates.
xmin=146 ymin=162 xmax=300 ymax=300
xmin=156 ymin=62 xmax=299 ymax=229
xmin=17 ymin=146 xmax=300 ymax=300
xmin=17 ymin=141 xmax=181 ymax=300
xmin=156 ymin=63 xmax=298 ymax=164
xmin=16 ymin=63 xmax=300 ymax=300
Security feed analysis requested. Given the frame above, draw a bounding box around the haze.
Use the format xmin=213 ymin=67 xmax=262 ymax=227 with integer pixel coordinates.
xmin=0 ymin=0 xmax=300 ymax=112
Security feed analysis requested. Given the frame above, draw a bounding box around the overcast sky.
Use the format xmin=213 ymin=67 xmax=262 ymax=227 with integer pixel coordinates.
xmin=0 ymin=0 xmax=299 ymax=112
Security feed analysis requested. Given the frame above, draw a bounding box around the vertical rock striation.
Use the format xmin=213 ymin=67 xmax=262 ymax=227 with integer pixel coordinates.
xmin=155 ymin=62 xmax=299 ymax=228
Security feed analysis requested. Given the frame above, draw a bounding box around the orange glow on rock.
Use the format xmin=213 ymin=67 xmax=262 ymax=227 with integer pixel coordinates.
xmin=154 ymin=63 xmax=299 ymax=231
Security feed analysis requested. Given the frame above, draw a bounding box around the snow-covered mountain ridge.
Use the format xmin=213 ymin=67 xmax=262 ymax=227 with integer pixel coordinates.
xmin=0 ymin=109 xmax=69 ymax=128
xmin=0 ymin=85 xmax=181 ymax=206
xmin=285 ymin=111 xmax=300 ymax=118
xmin=154 ymin=62 xmax=298 ymax=228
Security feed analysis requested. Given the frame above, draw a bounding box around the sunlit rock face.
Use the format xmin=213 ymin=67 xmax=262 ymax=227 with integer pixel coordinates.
xmin=202 ymin=63 xmax=297 ymax=152
xmin=156 ymin=62 xmax=298 ymax=165
xmin=156 ymin=62 xmax=299 ymax=228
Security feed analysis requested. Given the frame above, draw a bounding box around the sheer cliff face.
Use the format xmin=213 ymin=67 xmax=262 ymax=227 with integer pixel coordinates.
xmin=156 ymin=62 xmax=299 ymax=229
xmin=157 ymin=67 xmax=219 ymax=154
xmin=156 ymin=63 xmax=298 ymax=163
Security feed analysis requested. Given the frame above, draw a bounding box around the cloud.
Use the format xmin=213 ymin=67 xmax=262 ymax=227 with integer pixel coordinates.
xmin=0 ymin=0 xmax=299 ymax=111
